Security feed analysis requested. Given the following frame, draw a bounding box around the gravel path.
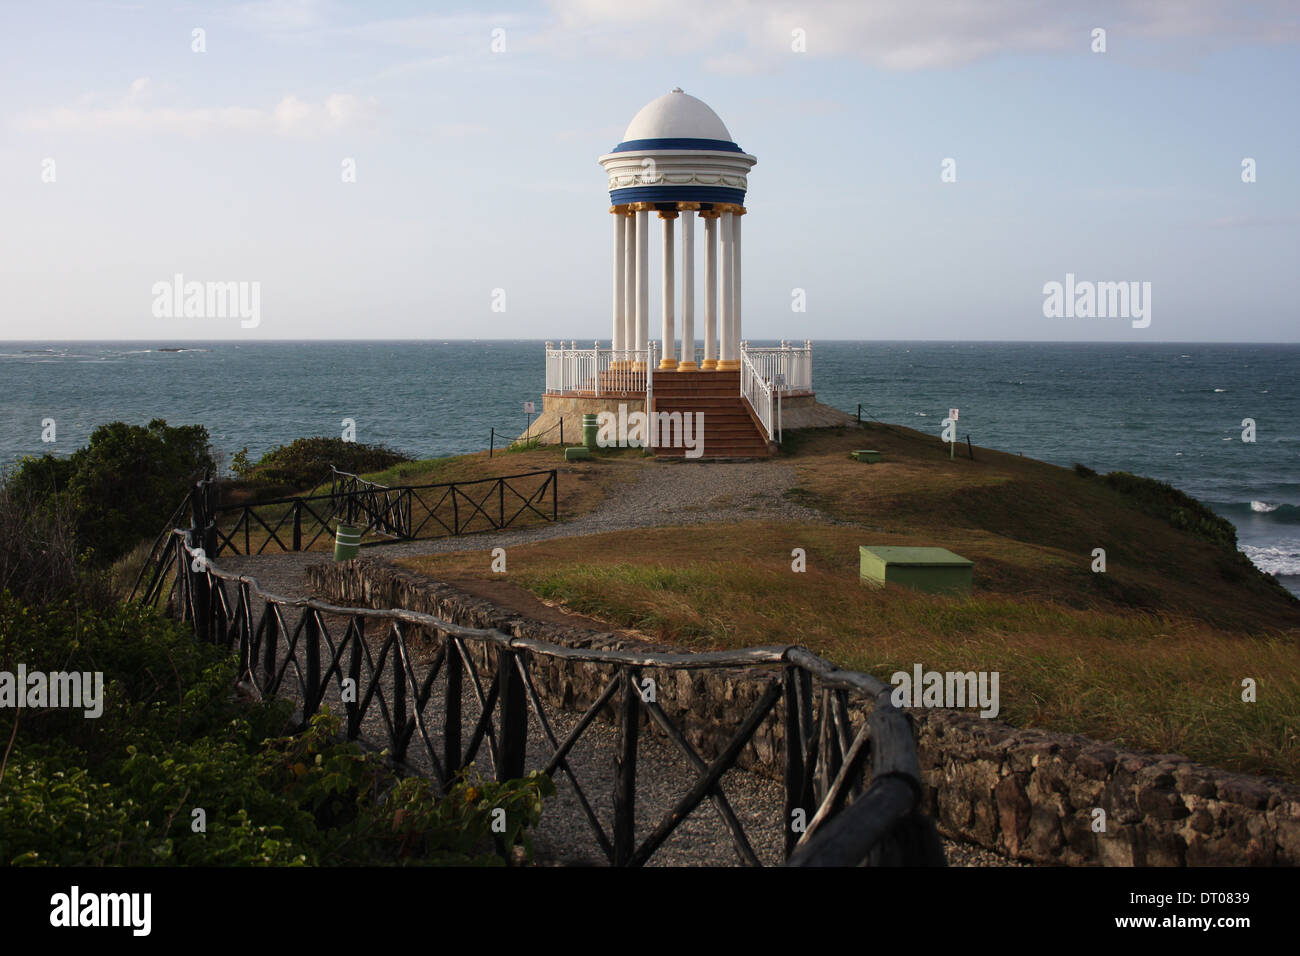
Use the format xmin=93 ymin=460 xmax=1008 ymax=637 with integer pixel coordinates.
xmin=217 ymin=461 xmax=1022 ymax=867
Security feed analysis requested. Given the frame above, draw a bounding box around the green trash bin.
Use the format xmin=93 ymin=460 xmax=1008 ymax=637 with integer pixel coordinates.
xmin=334 ymin=524 xmax=362 ymax=561
xmin=582 ymin=413 xmax=599 ymax=451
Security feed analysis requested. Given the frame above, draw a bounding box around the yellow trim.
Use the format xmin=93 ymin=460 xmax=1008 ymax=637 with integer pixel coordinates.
xmin=716 ymin=359 xmax=740 ymax=370
xmin=676 ymin=361 xmax=698 ymax=371
xmin=700 ymin=358 xmax=718 ymax=370
xmin=677 ymin=202 xmax=701 ymax=211
xmin=657 ymin=210 xmax=678 ymax=220
xmin=658 ymin=358 xmax=679 ymax=370
xmin=629 ymin=202 xmax=655 ymax=212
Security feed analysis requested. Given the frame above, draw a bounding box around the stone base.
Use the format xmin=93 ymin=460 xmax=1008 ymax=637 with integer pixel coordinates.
xmin=524 ymin=395 xmax=647 ymax=446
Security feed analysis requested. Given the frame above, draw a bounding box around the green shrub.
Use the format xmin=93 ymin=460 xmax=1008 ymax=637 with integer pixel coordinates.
xmin=0 ymin=593 xmax=554 ymax=866
xmin=1102 ymin=471 xmax=1238 ymax=550
xmin=239 ymin=437 xmax=412 ymax=490
xmin=7 ymin=419 xmax=213 ymax=568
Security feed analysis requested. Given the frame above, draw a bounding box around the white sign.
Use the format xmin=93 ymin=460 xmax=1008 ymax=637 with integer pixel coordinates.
xmin=949 ymin=408 xmax=959 ymax=421
xmin=523 ymin=401 xmax=535 ymax=414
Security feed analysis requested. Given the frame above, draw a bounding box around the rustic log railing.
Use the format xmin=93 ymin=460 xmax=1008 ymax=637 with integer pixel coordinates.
xmin=201 ymin=469 xmax=558 ymax=557
xmin=327 ymin=467 xmax=409 ymax=537
xmin=134 ymin=526 xmax=945 ymax=867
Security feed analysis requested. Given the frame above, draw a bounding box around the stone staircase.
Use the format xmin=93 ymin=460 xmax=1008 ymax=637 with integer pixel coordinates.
xmin=651 ymin=369 xmax=773 ymax=459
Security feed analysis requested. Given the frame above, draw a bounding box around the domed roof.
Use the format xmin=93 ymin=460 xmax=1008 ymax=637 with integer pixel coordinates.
xmin=621 ymin=88 xmax=733 ymax=144
xmin=599 ymin=88 xmax=755 ymax=207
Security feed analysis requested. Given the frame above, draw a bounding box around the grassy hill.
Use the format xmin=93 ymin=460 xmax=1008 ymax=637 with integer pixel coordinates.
xmin=395 ymin=423 xmax=1300 ymax=783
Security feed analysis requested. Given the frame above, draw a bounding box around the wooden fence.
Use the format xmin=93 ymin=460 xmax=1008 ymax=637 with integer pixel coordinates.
xmin=132 ymin=525 xmax=946 ymax=868
xmin=206 ymin=469 xmax=558 ymax=557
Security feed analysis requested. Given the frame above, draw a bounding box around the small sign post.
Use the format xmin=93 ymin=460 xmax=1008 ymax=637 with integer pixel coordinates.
xmin=948 ymin=407 xmax=959 ymax=459
xmin=524 ymin=401 xmax=535 ymax=443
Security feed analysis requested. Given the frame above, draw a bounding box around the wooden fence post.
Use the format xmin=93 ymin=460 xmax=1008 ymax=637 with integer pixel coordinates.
xmin=613 ymin=666 xmax=641 ymax=865
xmin=347 ymin=617 xmax=363 ymax=740
xmin=497 ymin=649 xmax=527 ymax=782
xmin=304 ymin=611 xmax=321 ymax=721
xmin=392 ymin=624 xmax=408 ymax=761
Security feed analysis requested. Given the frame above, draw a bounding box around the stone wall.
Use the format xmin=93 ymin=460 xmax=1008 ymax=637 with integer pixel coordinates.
xmin=307 ymin=558 xmax=793 ymax=774
xmin=308 ymin=557 xmax=1300 ymax=866
xmin=523 ymin=395 xmax=647 ymax=445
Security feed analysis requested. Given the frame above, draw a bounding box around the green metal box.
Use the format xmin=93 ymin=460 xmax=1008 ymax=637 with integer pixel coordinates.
xmin=851 ymin=450 xmax=882 ymax=463
xmin=564 ymin=446 xmax=592 ymax=461
xmin=859 ymin=546 xmax=973 ymax=594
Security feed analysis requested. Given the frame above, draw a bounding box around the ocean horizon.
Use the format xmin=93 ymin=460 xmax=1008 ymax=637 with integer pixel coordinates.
xmin=4 ymin=339 xmax=1297 ymax=594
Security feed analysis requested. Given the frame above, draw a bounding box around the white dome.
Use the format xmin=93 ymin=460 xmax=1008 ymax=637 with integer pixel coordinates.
xmin=621 ymin=88 xmax=733 ymax=143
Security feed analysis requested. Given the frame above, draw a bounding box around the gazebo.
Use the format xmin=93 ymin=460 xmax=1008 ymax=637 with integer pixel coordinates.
xmin=542 ymin=89 xmax=819 ymax=457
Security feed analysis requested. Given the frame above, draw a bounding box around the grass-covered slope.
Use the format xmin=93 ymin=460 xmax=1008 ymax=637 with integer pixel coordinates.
xmin=398 ymin=423 xmax=1300 ymax=782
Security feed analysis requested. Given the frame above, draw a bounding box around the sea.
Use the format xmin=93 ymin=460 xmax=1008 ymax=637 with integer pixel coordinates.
xmin=2 ymin=340 xmax=1297 ymax=597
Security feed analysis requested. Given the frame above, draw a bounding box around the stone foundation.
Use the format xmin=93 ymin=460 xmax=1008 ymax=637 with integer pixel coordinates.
xmin=308 ymin=557 xmax=1300 ymax=866
xmin=522 ymin=395 xmax=647 ymax=446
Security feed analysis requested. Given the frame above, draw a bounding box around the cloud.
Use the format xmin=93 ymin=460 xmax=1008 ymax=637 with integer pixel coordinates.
xmin=18 ymin=83 xmax=379 ymax=138
xmin=542 ymin=0 xmax=1300 ymax=70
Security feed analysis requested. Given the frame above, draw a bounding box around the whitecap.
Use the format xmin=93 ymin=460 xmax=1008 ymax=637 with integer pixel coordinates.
xmin=1251 ymin=501 xmax=1279 ymax=513
xmin=1213 ymin=388 xmax=1226 ymax=392
xmin=1241 ymin=545 xmax=1300 ymax=576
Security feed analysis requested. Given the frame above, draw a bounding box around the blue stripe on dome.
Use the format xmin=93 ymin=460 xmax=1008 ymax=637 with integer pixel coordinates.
xmin=609 ymin=185 xmax=746 ymax=205
xmin=611 ymin=138 xmax=743 ymax=153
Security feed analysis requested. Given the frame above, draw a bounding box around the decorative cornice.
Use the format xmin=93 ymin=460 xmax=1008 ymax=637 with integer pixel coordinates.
xmin=608 ymin=171 xmax=747 ymax=191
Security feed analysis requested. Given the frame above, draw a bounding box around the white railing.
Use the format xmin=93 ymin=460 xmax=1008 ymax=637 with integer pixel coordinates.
xmin=740 ymin=348 xmax=780 ymax=443
xmin=545 ymin=342 xmax=654 ymax=396
xmin=739 ymin=340 xmax=813 ymax=394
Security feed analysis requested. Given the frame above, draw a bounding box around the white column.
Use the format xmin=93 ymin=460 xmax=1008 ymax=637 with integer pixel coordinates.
xmin=659 ymin=212 xmax=677 ymax=369
xmin=611 ymin=209 xmax=625 ymax=358
xmin=732 ymin=210 xmax=743 ymax=367
xmin=719 ymin=210 xmax=734 ymax=370
xmin=702 ymin=214 xmax=718 ymax=370
xmin=623 ymin=212 xmax=635 ymax=366
xmin=635 ymin=207 xmax=649 ymax=367
xmin=678 ymin=208 xmax=696 ymax=370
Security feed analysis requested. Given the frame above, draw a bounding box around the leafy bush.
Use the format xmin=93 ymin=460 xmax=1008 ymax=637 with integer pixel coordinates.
xmin=0 ymin=593 xmax=554 ymax=866
xmin=1073 ymin=462 xmax=1097 ymax=478
xmin=1101 ymin=471 xmax=1238 ymax=550
xmin=234 ymin=437 xmax=412 ymax=491
xmin=7 ymin=419 xmax=213 ymax=568
xmin=0 ymin=478 xmax=110 ymax=610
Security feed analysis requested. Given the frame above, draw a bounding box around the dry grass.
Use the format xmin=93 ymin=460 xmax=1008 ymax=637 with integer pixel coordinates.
xmin=400 ymin=521 xmax=1300 ymax=782
xmin=394 ymin=423 xmax=1300 ymax=782
xmin=213 ymin=446 xmax=651 ymax=554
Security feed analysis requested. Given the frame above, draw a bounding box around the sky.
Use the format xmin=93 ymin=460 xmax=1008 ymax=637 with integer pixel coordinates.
xmin=1 ymin=0 xmax=1297 ymax=343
